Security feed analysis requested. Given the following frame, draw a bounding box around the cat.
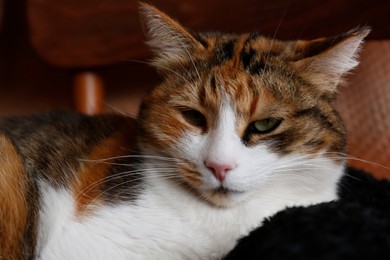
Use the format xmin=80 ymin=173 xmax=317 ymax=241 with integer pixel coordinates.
xmin=0 ymin=3 xmax=369 ymax=260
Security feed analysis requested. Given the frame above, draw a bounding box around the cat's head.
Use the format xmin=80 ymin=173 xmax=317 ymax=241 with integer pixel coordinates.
xmin=137 ymin=3 xmax=369 ymax=207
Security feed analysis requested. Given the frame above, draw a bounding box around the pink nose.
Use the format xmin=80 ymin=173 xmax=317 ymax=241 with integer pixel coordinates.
xmin=205 ymin=160 xmax=237 ymax=182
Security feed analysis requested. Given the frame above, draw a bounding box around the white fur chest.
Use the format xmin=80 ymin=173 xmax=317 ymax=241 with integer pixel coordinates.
xmin=36 ymin=160 xmax=342 ymax=260
xmin=36 ymin=179 xmax=266 ymax=260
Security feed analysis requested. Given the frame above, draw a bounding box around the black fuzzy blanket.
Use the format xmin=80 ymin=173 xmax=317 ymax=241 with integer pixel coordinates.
xmin=225 ymin=167 xmax=390 ymax=259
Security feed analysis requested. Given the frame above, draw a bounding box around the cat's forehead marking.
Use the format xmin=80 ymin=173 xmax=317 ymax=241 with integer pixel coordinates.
xmin=213 ymin=38 xmax=237 ymax=66
xmin=206 ymin=32 xmax=286 ymax=71
xmin=249 ymin=95 xmax=260 ymax=118
xmin=213 ymin=68 xmax=263 ymax=117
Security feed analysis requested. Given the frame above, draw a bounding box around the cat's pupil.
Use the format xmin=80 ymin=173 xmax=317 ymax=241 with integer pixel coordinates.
xmin=181 ymin=109 xmax=207 ymax=128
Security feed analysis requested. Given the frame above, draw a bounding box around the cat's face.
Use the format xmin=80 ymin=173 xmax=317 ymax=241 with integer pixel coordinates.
xmin=138 ymin=4 xmax=369 ymax=207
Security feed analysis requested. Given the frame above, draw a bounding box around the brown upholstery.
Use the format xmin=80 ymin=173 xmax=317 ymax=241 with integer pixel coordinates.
xmin=336 ymin=41 xmax=390 ymax=180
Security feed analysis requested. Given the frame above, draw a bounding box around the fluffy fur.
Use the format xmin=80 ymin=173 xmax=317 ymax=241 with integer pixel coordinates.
xmin=0 ymin=3 xmax=369 ymax=259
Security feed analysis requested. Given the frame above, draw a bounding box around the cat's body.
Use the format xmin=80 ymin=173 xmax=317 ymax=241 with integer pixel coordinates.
xmin=0 ymin=3 xmax=369 ymax=260
xmin=1 ymin=111 xmax=342 ymax=260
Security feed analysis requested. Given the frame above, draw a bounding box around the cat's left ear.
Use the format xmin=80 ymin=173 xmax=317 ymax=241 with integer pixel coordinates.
xmin=292 ymin=27 xmax=370 ymax=93
xmin=139 ymin=3 xmax=204 ymax=69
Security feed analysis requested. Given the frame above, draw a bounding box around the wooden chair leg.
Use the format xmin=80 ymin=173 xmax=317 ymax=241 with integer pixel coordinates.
xmin=73 ymin=72 xmax=105 ymax=115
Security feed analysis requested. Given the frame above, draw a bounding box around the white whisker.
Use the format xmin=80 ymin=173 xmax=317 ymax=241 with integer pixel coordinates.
xmin=104 ymin=102 xmax=138 ymax=118
xmin=261 ymin=0 xmax=291 ymax=84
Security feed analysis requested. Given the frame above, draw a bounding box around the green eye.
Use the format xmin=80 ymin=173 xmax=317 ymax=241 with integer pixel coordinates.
xmin=253 ymin=118 xmax=281 ymax=133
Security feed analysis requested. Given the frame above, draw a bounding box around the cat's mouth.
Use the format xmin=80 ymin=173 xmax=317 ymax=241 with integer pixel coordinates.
xmin=212 ymin=186 xmax=245 ymax=195
xmin=202 ymin=186 xmax=248 ymax=207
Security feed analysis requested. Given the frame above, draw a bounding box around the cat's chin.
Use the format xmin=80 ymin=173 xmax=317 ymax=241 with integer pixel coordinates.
xmin=201 ymin=187 xmax=249 ymax=208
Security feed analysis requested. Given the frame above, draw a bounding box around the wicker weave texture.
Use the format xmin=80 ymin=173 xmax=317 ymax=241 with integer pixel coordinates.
xmin=336 ymin=41 xmax=390 ymax=179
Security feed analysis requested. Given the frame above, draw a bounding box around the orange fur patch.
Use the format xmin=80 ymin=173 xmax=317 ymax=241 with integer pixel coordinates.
xmin=0 ymin=135 xmax=28 ymax=259
xmin=73 ymin=126 xmax=136 ymax=216
xmin=178 ymin=162 xmax=203 ymax=188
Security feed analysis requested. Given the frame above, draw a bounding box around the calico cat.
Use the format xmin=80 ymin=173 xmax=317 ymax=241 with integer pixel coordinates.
xmin=0 ymin=3 xmax=369 ymax=260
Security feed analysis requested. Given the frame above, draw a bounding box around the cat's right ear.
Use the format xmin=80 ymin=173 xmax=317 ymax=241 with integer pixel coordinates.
xmin=291 ymin=27 xmax=370 ymax=94
xmin=139 ymin=3 xmax=204 ymax=69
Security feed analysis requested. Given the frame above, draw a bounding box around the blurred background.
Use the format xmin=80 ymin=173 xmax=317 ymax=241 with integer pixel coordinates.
xmin=0 ymin=0 xmax=389 ymax=179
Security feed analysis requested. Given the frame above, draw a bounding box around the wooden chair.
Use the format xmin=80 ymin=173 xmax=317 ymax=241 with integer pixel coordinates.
xmin=26 ymin=0 xmax=146 ymax=115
